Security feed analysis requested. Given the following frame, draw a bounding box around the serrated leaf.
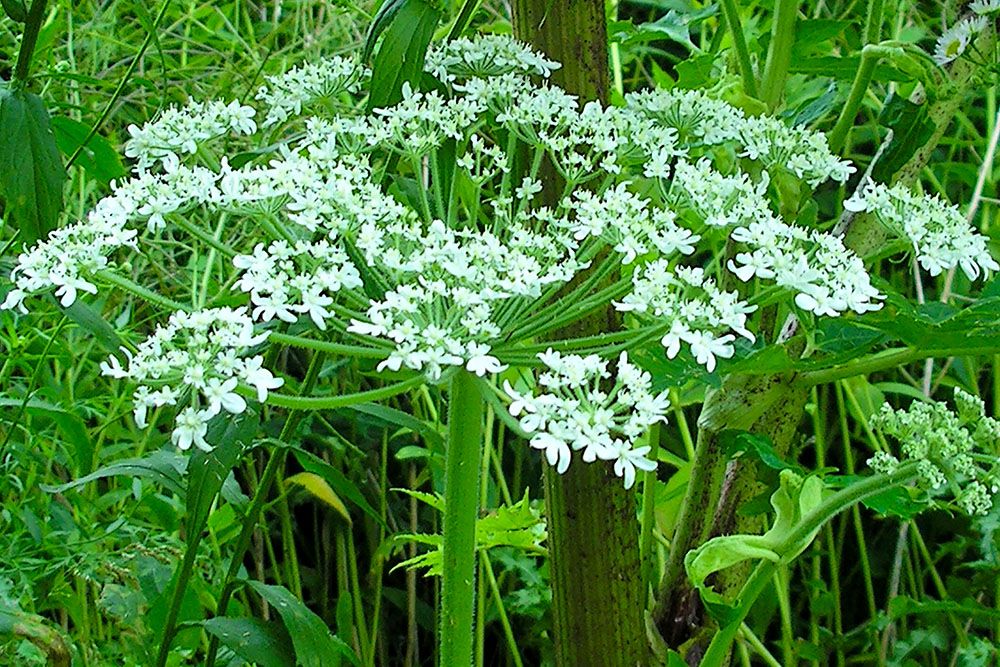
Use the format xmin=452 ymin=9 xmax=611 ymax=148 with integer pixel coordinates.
xmin=202 ymin=617 xmax=295 ymax=667
xmin=719 ymin=430 xmax=804 ymax=473
xmin=0 ymin=82 xmax=66 ymax=245
xmin=286 ymin=472 xmax=352 ymax=524
xmin=366 ymin=0 xmax=440 ymax=112
xmin=247 ymin=581 xmax=359 ymax=667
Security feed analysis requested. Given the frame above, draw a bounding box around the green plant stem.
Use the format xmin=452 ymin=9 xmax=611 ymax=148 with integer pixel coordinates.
xmin=639 ymin=423 xmax=662 ymax=591
xmin=719 ymin=0 xmax=757 ymax=97
xmin=699 ymin=462 xmax=921 ymax=665
xmin=12 ymin=0 xmax=46 ymax=84
xmin=263 ymin=375 xmax=425 ymax=410
xmin=439 ymin=370 xmax=484 ymax=667
xmin=480 ymin=551 xmax=524 ymax=667
xmin=66 ymin=0 xmax=174 ymax=168
xmin=862 ymin=0 xmax=885 ymax=46
xmin=759 ymin=0 xmax=797 ymax=109
xmin=828 ymin=45 xmax=899 ymax=153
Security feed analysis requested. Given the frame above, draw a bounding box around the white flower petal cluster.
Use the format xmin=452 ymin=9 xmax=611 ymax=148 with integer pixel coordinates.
xmin=728 ymin=217 xmax=883 ymax=316
xmin=99 ymin=307 xmax=282 ymax=451
xmin=425 ymin=34 xmax=560 ymax=82
xmin=372 ymin=84 xmax=483 ymax=158
xmin=234 ymin=240 xmax=363 ymax=328
xmin=933 ymin=17 xmax=988 ymax=65
xmin=124 ymin=100 xmax=257 ymax=171
xmin=628 ymin=88 xmax=855 ymax=186
xmin=670 ymin=158 xmax=772 ymax=228
xmin=1 ymin=166 xmax=220 ymax=311
xmin=868 ymin=388 xmax=1000 ymax=515
xmin=565 ymin=183 xmax=699 ymax=263
xmin=615 ymin=264 xmax=757 ymax=372
xmin=348 ymin=217 xmax=586 ymax=380
xmin=845 ymin=180 xmax=1000 ymax=280
xmin=503 ymin=351 xmax=668 ymax=488
xmin=255 ymin=55 xmax=365 ymax=126
xmin=971 ymin=0 xmax=1000 ymax=15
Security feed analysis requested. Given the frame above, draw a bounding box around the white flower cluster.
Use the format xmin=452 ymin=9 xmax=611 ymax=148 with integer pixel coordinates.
xmin=503 ymin=351 xmax=669 ymax=488
xmin=615 ymin=265 xmax=757 ymax=372
xmin=565 ymin=183 xmax=699 ymax=263
xmin=124 ymin=100 xmax=257 ymax=171
xmin=868 ymin=388 xmax=1000 ymax=515
xmin=670 ymin=158 xmax=772 ymax=228
xmin=845 ymin=180 xmax=999 ymax=280
xmin=971 ymin=0 xmax=1000 ymax=15
xmin=347 ymin=217 xmax=586 ymax=380
xmin=932 ymin=16 xmax=988 ymax=65
xmin=234 ymin=240 xmax=363 ymax=329
xmin=255 ymin=55 xmax=365 ymax=127
xmin=425 ymin=34 xmax=560 ymax=82
xmin=628 ymin=89 xmax=855 ymax=186
xmin=372 ymin=84 xmax=483 ymax=159
xmin=99 ymin=308 xmax=283 ymax=451
xmin=728 ymin=217 xmax=883 ymax=316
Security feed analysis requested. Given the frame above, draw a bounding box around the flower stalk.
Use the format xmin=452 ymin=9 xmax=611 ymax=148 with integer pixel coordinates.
xmin=439 ymin=369 xmax=485 ymax=666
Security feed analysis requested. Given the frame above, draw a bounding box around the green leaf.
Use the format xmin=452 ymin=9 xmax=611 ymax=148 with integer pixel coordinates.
xmin=826 ymin=475 xmax=928 ymax=519
xmin=720 ymin=430 xmax=804 ymax=473
xmin=344 ymin=402 xmax=443 ymax=446
xmin=202 ymin=617 xmax=295 ymax=667
xmin=41 ymin=450 xmax=188 ymax=497
xmin=0 ymin=82 xmax=66 ymax=245
xmin=50 ymin=116 xmax=127 ymax=185
xmin=871 ymin=94 xmax=936 ymax=183
xmin=0 ymin=0 xmax=26 ymax=22
xmin=292 ymin=448 xmax=387 ymax=529
xmin=62 ymin=300 xmax=123 ymax=354
xmin=185 ymin=413 xmax=256 ymax=538
xmin=366 ymin=0 xmax=440 ymax=112
xmin=247 ymin=581 xmax=359 ymax=667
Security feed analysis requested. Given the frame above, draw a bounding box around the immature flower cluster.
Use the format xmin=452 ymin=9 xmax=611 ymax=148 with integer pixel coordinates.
xmin=124 ymin=100 xmax=257 ymax=171
xmin=868 ymin=388 xmax=1000 ymax=515
xmin=503 ymin=351 xmax=669 ymax=488
xmin=425 ymin=34 xmax=560 ymax=83
xmin=255 ymin=55 xmax=365 ymax=127
xmin=99 ymin=308 xmax=283 ymax=451
xmin=615 ymin=265 xmax=757 ymax=372
xmin=845 ymin=180 xmax=1000 ymax=279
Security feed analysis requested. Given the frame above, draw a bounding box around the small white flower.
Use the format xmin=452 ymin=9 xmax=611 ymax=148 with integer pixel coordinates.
xmin=203 ymin=377 xmax=248 ymax=416
xmin=241 ymin=356 xmax=284 ymax=402
xmin=172 ymin=407 xmax=211 ymax=452
xmin=933 ymin=18 xmax=986 ymax=65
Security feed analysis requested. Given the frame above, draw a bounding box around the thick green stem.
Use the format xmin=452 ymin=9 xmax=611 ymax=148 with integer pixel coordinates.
xmin=719 ymin=0 xmax=758 ymax=98
xmin=439 ymin=370 xmax=484 ymax=667
xmin=12 ymin=0 xmax=46 ymax=84
xmin=512 ymin=1 xmax=648 ymax=664
xmin=759 ymin=0 xmax=797 ymax=109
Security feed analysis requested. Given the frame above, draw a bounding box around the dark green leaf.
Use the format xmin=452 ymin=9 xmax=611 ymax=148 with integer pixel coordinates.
xmin=62 ymin=300 xmax=123 ymax=353
xmin=50 ymin=116 xmax=127 ymax=184
xmin=185 ymin=413 xmax=256 ymax=538
xmin=366 ymin=0 xmax=440 ymax=112
xmin=0 ymin=82 xmax=66 ymax=245
xmin=344 ymin=403 xmax=443 ymax=446
xmin=247 ymin=581 xmax=359 ymax=667
xmin=826 ymin=475 xmax=928 ymax=519
xmin=720 ymin=430 xmax=804 ymax=473
xmin=41 ymin=450 xmax=188 ymax=496
xmin=0 ymin=0 xmax=26 ymax=22
xmin=871 ymin=95 xmax=936 ymax=183
xmin=202 ymin=617 xmax=295 ymax=667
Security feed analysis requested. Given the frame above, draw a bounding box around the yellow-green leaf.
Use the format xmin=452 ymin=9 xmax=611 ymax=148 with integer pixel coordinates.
xmin=286 ymin=472 xmax=352 ymax=524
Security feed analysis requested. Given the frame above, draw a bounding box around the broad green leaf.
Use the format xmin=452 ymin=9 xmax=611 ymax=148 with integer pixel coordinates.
xmin=720 ymin=430 xmax=804 ymax=474
xmin=0 ymin=0 xmax=26 ymax=22
xmin=50 ymin=116 xmax=126 ymax=184
xmin=202 ymin=617 xmax=295 ymax=667
xmin=247 ymin=580 xmax=359 ymax=667
xmin=871 ymin=94 xmax=936 ymax=183
xmin=62 ymin=300 xmax=123 ymax=353
xmin=366 ymin=0 xmax=440 ymax=112
xmin=363 ymin=0 xmax=407 ymax=61
xmin=827 ymin=475 xmax=928 ymax=519
xmin=345 ymin=402 xmax=443 ymax=446
xmin=292 ymin=448 xmax=386 ymax=528
xmin=285 ymin=471 xmax=352 ymax=524
xmin=186 ymin=413 xmax=256 ymax=537
xmin=41 ymin=450 xmax=187 ymax=496
xmin=0 ymin=81 xmax=66 ymax=245
xmin=0 ymin=603 xmax=70 ymax=667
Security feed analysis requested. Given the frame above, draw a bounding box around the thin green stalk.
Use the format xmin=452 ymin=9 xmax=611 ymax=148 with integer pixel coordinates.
xmin=759 ymin=0 xmax=797 ymax=109
xmin=862 ymin=0 xmax=885 ymax=45
xmin=481 ymin=551 xmax=525 ymax=667
xmin=439 ymin=370 xmax=484 ymax=667
xmin=828 ymin=45 xmax=899 ymax=153
xmin=639 ymin=423 xmax=662 ymax=591
xmin=719 ymin=0 xmax=758 ymax=97
xmin=12 ymin=0 xmax=47 ymax=84
xmin=263 ymin=375 xmax=425 ymax=410
xmin=700 ymin=463 xmax=921 ymax=665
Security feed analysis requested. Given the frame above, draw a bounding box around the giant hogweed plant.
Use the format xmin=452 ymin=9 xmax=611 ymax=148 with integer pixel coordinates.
xmin=3 ymin=33 xmax=1000 ymax=665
